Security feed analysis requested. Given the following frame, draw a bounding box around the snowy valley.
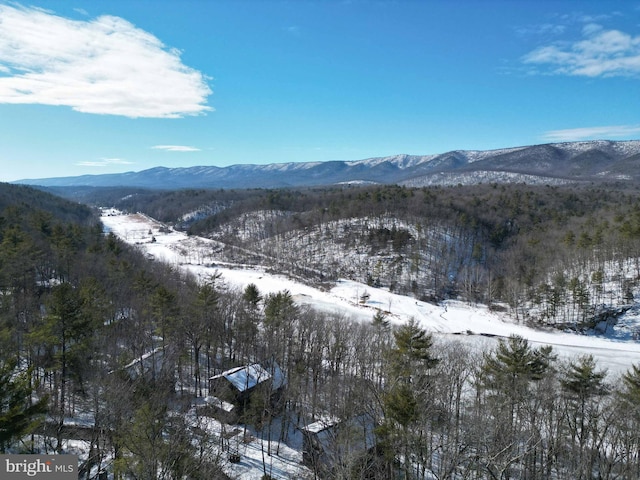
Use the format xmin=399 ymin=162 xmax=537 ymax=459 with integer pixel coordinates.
xmin=6 ymin=180 xmax=640 ymax=479
xmin=101 ymin=209 xmax=640 ymax=374
xmin=95 ymin=207 xmax=640 ymax=478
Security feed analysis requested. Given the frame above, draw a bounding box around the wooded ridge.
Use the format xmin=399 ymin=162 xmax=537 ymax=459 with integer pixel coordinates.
xmin=14 ymin=140 xmax=640 ymax=189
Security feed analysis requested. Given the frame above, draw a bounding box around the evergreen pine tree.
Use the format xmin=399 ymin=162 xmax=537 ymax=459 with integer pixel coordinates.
xmin=0 ymin=358 xmax=48 ymax=452
xmin=560 ymin=355 xmax=609 ymax=479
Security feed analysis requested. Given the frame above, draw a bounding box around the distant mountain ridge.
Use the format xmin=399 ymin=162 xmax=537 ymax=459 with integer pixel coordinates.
xmin=15 ymin=140 xmax=640 ymax=189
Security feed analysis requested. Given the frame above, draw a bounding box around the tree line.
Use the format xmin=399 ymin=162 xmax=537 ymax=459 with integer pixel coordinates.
xmin=83 ymin=182 xmax=640 ymax=330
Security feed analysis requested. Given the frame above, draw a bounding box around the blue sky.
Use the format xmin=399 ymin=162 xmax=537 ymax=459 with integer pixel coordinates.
xmin=1 ymin=0 xmax=639 ymax=182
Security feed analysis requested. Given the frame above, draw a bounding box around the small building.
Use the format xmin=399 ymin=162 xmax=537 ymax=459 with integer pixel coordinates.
xmin=119 ymin=345 xmax=176 ymax=387
xmin=302 ymin=412 xmax=377 ymax=473
xmin=122 ymin=347 xmax=165 ymax=380
xmin=208 ymin=361 xmax=286 ymax=421
xmin=203 ymin=395 xmax=237 ymax=425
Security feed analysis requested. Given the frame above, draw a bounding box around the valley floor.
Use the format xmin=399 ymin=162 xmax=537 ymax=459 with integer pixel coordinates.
xmin=101 ymin=209 xmax=640 ymax=375
xmin=96 ymin=208 xmax=640 ymax=478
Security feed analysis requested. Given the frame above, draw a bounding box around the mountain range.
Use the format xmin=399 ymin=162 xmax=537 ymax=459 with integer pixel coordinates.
xmin=15 ymin=140 xmax=640 ymax=189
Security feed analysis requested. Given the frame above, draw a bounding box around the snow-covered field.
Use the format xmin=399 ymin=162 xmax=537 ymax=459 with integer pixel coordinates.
xmin=101 ymin=209 xmax=640 ymax=375
xmin=99 ymin=209 xmax=640 ymax=478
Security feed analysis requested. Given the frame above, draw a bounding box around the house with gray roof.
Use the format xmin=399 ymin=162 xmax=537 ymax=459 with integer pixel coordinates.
xmin=208 ymin=360 xmax=286 ymax=421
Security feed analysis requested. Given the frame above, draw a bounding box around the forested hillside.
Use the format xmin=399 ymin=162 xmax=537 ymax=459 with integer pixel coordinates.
xmin=0 ymin=182 xmax=95 ymax=225
xmin=101 ymin=182 xmax=640 ymax=331
xmin=0 ymin=183 xmax=229 ymax=476
xmin=6 ymin=182 xmax=640 ymax=478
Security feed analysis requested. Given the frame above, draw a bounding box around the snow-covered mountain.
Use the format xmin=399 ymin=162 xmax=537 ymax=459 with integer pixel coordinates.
xmin=16 ymin=140 xmax=640 ymax=189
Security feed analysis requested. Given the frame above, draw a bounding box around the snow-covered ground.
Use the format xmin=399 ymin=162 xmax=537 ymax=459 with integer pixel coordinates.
xmin=99 ymin=209 xmax=640 ymax=478
xmin=101 ymin=209 xmax=640 ymax=375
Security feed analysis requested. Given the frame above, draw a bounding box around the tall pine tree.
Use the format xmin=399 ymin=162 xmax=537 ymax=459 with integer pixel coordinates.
xmin=0 ymin=358 xmax=47 ymax=452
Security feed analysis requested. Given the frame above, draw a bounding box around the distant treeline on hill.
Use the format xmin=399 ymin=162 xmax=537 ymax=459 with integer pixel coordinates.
xmin=15 ymin=140 xmax=640 ymax=188
xmin=62 ymin=182 xmax=640 ymax=327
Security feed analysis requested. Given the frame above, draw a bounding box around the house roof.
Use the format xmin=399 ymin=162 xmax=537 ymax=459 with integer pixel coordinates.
xmin=204 ymin=395 xmax=236 ymax=413
xmin=210 ymin=362 xmax=286 ymax=393
xmin=302 ymin=415 xmax=340 ymax=434
xmin=302 ymin=413 xmax=378 ymax=460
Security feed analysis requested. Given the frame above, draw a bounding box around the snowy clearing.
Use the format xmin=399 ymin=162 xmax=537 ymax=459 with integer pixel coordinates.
xmin=101 ymin=209 xmax=640 ymax=375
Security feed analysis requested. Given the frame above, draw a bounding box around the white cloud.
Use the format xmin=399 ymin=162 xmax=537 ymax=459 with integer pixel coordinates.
xmin=522 ymin=24 xmax=640 ymax=77
xmin=77 ymin=158 xmax=134 ymax=167
xmin=542 ymin=125 xmax=640 ymax=142
xmin=514 ymin=23 xmax=566 ymax=37
xmin=284 ymin=26 xmax=301 ymax=36
xmin=152 ymin=145 xmax=201 ymax=152
xmin=0 ymin=4 xmax=212 ymax=118
xmin=582 ymin=23 xmax=603 ymax=36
